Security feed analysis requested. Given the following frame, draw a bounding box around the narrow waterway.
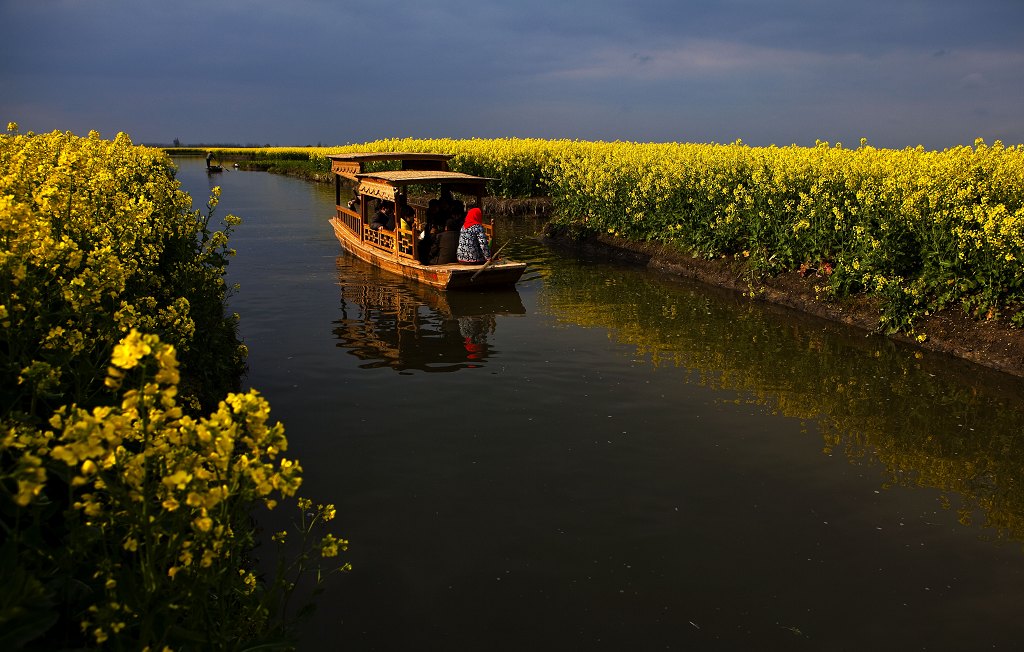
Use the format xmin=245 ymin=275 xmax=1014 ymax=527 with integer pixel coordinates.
xmin=178 ymin=157 xmax=1024 ymax=651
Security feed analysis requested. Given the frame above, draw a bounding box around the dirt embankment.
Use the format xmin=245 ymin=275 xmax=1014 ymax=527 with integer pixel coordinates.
xmin=543 ymin=228 xmax=1024 ymax=379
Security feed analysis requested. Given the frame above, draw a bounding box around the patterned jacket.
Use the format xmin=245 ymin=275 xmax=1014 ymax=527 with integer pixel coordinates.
xmin=457 ymin=224 xmax=491 ymax=263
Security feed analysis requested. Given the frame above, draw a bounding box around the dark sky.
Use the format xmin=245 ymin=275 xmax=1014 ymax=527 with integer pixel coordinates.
xmin=2 ymin=0 xmax=1022 ymax=148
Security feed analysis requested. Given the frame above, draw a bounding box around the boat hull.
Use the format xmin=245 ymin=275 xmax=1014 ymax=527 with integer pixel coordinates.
xmin=330 ymin=217 xmax=526 ymax=290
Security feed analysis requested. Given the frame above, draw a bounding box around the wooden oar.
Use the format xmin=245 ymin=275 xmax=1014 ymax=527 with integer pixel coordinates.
xmin=471 ymin=239 xmax=514 ymax=281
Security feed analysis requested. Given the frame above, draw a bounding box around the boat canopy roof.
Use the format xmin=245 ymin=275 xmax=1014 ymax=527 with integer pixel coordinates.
xmin=326 ymin=152 xmax=454 ymax=164
xmin=352 ymin=170 xmax=494 ymax=202
xmin=329 ymin=151 xmax=455 ymax=182
xmin=355 ymin=170 xmax=494 ymax=186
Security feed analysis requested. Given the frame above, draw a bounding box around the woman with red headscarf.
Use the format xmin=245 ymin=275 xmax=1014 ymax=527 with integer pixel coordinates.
xmin=456 ymin=207 xmax=492 ymax=264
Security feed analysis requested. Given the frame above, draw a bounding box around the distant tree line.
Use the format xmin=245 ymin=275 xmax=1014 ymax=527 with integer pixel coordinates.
xmin=150 ymin=138 xmax=324 ymax=148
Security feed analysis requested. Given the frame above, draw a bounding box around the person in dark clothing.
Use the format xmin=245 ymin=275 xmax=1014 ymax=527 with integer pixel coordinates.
xmin=371 ymin=201 xmax=395 ymax=231
xmin=429 ymin=218 xmax=460 ymax=264
xmin=451 ymin=199 xmax=466 ymax=227
xmin=418 ymin=225 xmax=436 ymax=264
xmin=425 ymin=199 xmax=445 ymax=230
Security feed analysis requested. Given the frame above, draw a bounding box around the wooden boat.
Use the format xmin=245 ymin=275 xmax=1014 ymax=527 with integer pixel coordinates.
xmin=327 ymin=152 xmax=527 ymax=290
xmin=206 ymin=165 xmax=223 ymax=173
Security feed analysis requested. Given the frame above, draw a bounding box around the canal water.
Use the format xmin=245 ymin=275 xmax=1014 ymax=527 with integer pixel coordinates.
xmin=177 ymin=158 xmax=1024 ymax=650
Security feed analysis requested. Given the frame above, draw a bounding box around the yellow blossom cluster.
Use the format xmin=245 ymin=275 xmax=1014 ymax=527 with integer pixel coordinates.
xmin=45 ymin=330 xmax=301 ymax=579
xmin=1 ymin=129 xmax=344 ymax=649
xmin=11 ymin=329 xmax=305 ymax=645
xmin=0 ymin=128 xmax=244 ymax=415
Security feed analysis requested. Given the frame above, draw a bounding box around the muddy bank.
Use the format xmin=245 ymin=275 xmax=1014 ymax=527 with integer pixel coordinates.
xmin=543 ymin=228 xmax=1024 ymax=379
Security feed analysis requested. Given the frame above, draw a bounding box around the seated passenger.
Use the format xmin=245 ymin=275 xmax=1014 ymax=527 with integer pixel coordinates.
xmin=400 ymin=204 xmax=415 ymax=231
xmin=437 ymin=193 xmax=454 ymax=226
xmin=451 ymin=199 xmax=466 ymax=227
xmin=429 ymin=218 xmax=460 ymax=265
xmin=425 ymin=199 xmax=445 ymax=230
xmin=371 ymin=202 xmax=395 ymax=231
xmin=418 ymin=225 xmax=436 ymax=264
xmin=456 ymin=208 xmax=491 ymax=264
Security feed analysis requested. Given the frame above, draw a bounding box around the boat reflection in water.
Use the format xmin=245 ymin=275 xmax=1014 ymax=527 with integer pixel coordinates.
xmin=331 ymin=254 xmax=525 ymax=372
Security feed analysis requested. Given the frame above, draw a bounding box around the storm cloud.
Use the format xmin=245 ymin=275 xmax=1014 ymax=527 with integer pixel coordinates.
xmin=2 ymin=0 xmax=1022 ymax=148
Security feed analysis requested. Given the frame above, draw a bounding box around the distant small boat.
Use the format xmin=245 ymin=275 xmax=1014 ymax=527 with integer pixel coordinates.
xmin=206 ymin=165 xmax=223 ymax=174
xmin=327 ymin=152 xmax=526 ymax=290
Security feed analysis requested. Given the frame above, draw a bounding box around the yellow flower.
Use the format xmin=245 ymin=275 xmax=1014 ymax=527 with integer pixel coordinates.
xmin=162 ymin=469 xmax=193 ymax=489
xmin=154 ymin=345 xmax=180 ymax=384
xmin=110 ymin=329 xmax=152 ymax=369
xmin=15 ymin=478 xmax=45 ymax=506
xmin=320 ymin=534 xmax=340 ymax=558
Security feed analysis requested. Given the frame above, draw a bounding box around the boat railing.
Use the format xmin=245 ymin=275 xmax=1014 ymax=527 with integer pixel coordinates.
xmin=338 ymin=207 xmax=361 ymax=234
xmin=363 ymin=225 xmax=395 ymax=251
xmin=398 ymin=227 xmax=416 ymax=258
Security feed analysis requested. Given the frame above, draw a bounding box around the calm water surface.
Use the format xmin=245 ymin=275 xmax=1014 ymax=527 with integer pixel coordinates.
xmin=177 ymin=158 xmax=1024 ymax=651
